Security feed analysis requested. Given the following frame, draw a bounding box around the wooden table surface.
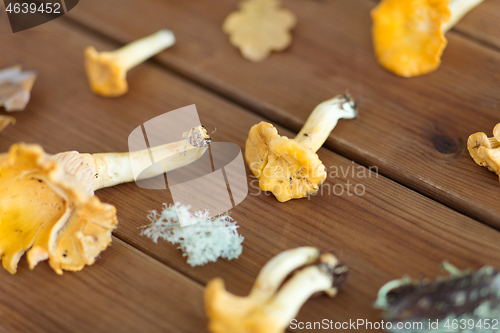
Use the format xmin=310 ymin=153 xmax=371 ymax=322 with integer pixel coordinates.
xmin=0 ymin=0 xmax=499 ymax=332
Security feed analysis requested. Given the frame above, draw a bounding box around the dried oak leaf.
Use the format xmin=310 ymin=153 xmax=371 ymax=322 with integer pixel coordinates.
xmin=223 ymin=0 xmax=297 ymax=62
xmin=0 ymin=66 xmax=36 ymax=133
xmin=0 ymin=65 xmax=37 ymax=112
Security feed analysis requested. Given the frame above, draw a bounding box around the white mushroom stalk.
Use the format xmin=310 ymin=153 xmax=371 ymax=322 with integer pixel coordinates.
xmin=53 ymin=125 xmax=211 ymax=194
xmin=249 ymin=246 xmax=320 ymax=302
xmin=442 ymin=0 xmax=484 ymax=32
xmin=85 ymin=29 xmax=176 ymax=97
xmin=262 ymin=254 xmax=347 ymax=330
xmin=111 ymin=29 xmax=176 ymax=71
xmin=205 ymin=247 xmax=348 ymax=333
xmin=295 ymin=94 xmax=357 ymax=152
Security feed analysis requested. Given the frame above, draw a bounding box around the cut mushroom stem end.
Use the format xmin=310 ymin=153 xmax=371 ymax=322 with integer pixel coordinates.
xmin=85 ymin=29 xmax=176 ymax=97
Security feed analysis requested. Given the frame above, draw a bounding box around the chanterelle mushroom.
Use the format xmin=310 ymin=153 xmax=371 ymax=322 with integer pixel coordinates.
xmin=468 ymin=122 xmax=500 ymax=179
xmin=245 ymin=94 xmax=357 ymax=202
xmin=85 ymin=29 xmax=175 ymax=97
xmin=205 ymin=247 xmax=348 ymax=333
xmin=371 ymin=0 xmax=484 ymax=77
xmin=0 ymin=126 xmax=210 ymax=274
xmin=374 ymin=262 xmax=500 ymax=332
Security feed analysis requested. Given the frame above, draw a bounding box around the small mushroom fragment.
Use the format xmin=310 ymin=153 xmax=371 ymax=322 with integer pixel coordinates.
xmin=54 ymin=125 xmax=211 ymax=193
xmin=245 ymin=94 xmax=357 ymax=202
xmin=205 ymin=247 xmax=348 ymax=333
xmin=0 ymin=65 xmax=37 ymax=111
xmin=371 ymin=0 xmax=484 ymax=77
xmin=467 ymin=123 xmax=500 ymax=180
xmin=223 ymin=0 xmax=296 ymax=62
xmin=374 ymin=262 xmax=500 ymax=332
xmin=85 ymin=29 xmax=175 ymax=97
xmin=0 ymin=126 xmax=210 ymax=274
xmin=0 ymin=115 xmax=15 ymax=133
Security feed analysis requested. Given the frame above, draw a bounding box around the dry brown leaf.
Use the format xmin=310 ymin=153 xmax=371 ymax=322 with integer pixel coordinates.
xmin=0 ymin=115 xmax=15 ymax=133
xmin=223 ymin=0 xmax=296 ymax=62
xmin=0 ymin=65 xmax=37 ymax=111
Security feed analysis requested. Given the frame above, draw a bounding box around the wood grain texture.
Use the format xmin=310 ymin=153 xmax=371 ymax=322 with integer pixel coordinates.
xmin=0 ymin=237 xmax=206 ymax=333
xmin=2 ymin=17 xmax=500 ymax=332
xmin=453 ymin=0 xmax=500 ymax=50
xmin=63 ymin=0 xmax=500 ymax=229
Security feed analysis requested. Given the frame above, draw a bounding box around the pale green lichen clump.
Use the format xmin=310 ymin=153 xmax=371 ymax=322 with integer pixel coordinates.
xmin=140 ymin=203 xmax=244 ymax=266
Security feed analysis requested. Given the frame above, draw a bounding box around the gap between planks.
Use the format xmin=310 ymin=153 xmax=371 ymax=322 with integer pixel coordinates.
xmin=452 ymin=28 xmax=500 ymax=55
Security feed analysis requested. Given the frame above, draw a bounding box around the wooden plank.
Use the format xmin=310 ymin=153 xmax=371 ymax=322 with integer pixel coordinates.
xmin=0 ymin=237 xmax=206 ymax=333
xmin=64 ymin=0 xmax=500 ymax=228
xmin=453 ymin=0 xmax=500 ymax=50
xmin=2 ymin=18 xmax=500 ymax=333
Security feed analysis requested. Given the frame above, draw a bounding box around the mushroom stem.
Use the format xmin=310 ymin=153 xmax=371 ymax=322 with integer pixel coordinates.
xmin=441 ymin=260 xmax=468 ymax=276
xmin=442 ymin=0 xmax=484 ymax=32
xmin=264 ymin=265 xmax=337 ymax=329
xmin=88 ymin=139 xmax=207 ymax=191
xmin=54 ymin=125 xmax=210 ymax=192
xmin=295 ymin=94 xmax=357 ymax=152
xmin=249 ymin=247 xmax=320 ymax=302
xmin=113 ymin=29 xmax=175 ymax=71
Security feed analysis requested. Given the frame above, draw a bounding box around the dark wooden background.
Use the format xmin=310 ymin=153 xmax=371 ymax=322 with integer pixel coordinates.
xmin=0 ymin=0 xmax=499 ymax=332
